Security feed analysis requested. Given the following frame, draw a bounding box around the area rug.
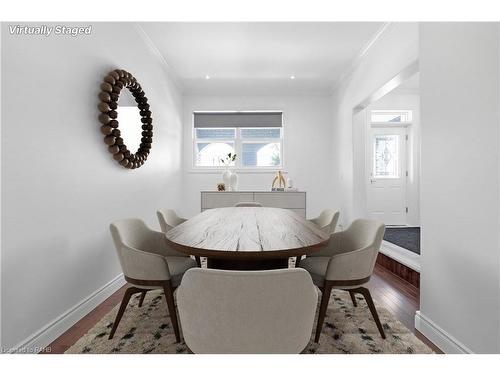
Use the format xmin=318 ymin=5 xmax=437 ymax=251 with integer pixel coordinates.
xmin=65 ymin=288 xmax=433 ymax=354
xmin=384 ymin=227 xmax=420 ymax=254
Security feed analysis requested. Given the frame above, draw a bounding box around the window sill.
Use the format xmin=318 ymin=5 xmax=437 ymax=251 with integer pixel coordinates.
xmin=188 ymin=169 xmax=287 ymax=174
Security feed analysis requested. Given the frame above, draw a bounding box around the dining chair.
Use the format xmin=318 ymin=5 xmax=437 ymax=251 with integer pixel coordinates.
xmin=234 ymin=202 xmax=263 ymax=207
xmin=308 ymin=209 xmax=340 ymax=234
xmin=157 ymin=209 xmax=201 ymax=267
xmin=156 ymin=209 xmax=187 ymax=232
xmin=177 ymin=268 xmax=318 ymax=353
xmin=295 ymin=209 xmax=340 ymax=266
xmin=299 ymin=219 xmax=386 ymax=342
xmin=109 ymin=218 xmax=197 ymax=342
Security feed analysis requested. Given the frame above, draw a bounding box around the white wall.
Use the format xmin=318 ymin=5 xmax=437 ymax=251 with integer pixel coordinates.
xmin=1 ymin=23 xmax=184 ymax=349
xmin=417 ymin=23 xmax=500 ymax=353
xmin=181 ymin=95 xmax=334 ymax=218
xmin=367 ymin=92 xmax=421 ymax=226
xmin=331 ymin=23 xmax=419 ymax=226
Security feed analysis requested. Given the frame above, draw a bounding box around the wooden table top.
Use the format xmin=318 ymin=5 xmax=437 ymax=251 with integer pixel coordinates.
xmin=165 ymin=207 xmax=330 ymax=259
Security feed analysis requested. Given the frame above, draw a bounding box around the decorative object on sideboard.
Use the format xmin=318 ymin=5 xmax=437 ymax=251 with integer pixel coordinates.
xmin=271 ymin=170 xmax=287 ymax=191
xmin=220 ymin=153 xmax=238 ymax=191
xmin=217 ymin=183 xmax=226 ymax=192
xmin=229 ymin=173 xmax=239 ymax=191
xmin=285 ymin=177 xmax=298 ymax=191
xmin=98 ymin=69 xmax=153 ymax=169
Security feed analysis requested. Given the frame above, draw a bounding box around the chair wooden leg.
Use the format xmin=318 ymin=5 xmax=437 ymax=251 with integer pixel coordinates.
xmin=163 ymin=281 xmax=181 ymax=343
xmin=138 ymin=291 xmax=147 ymax=307
xmin=109 ymin=287 xmax=140 ymax=339
xmin=355 ymin=287 xmax=386 ymax=339
xmin=314 ymin=281 xmax=333 ymax=343
xmin=195 ymin=256 xmax=202 ymax=268
xmin=349 ymin=291 xmax=358 ymax=307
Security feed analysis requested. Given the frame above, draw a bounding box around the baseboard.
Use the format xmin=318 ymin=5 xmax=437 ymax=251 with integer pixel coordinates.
xmin=414 ymin=311 xmax=473 ymax=354
xmin=9 ymin=274 xmax=126 ymax=353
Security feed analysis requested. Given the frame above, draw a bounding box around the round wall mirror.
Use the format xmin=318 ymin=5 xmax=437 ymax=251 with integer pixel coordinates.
xmin=97 ymin=69 xmax=153 ymax=169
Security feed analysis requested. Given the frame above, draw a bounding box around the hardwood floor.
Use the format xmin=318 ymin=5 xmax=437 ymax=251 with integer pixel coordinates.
xmin=43 ymin=263 xmax=442 ymax=354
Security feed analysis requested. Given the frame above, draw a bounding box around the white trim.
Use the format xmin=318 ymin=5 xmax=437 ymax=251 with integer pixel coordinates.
xmin=8 ymin=274 xmax=126 ymax=354
xmin=414 ymin=311 xmax=473 ymax=354
xmin=380 ymin=240 xmax=420 ymax=272
xmin=188 ymin=169 xmax=287 ymax=174
xmin=370 ymin=121 xmax=412 ymax=128
xmin=330 ymin=22 xmax=392 ymax=93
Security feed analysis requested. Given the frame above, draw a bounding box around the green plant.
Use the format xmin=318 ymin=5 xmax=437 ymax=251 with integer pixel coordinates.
xmin=220 ymin=152 xmax=237 ymax=166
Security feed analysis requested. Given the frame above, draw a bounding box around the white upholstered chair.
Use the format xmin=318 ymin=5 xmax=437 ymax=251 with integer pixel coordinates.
xmin=295 ymin=209 xmax=340 ymax=266
xmin=157 ymin=209 xmax=201 ymax=267
xmin=156 ymin=209 xmax=187 ymax=232
xmin=234 ymin=202 xmax=263 ymax=207
xmin=299 ymin=219 xmax=386 ymax=342
xmin=109 ymin=218 xmax=197 ymax=342
xmin=308 ymin=209 xmax=340 ymax=234
xmin=177 ymin=268 xmax=318 ymax=353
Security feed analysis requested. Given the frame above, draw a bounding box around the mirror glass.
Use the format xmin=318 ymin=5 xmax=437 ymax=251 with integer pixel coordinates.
xmin=117 ymin=89 xmax=142 ymax=152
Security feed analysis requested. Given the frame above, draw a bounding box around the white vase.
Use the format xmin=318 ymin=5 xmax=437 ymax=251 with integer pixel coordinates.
xmin=229 ymin=172 xmax=239 ymax=191
xmin=222 ymin=168 xmax=232 ymax=189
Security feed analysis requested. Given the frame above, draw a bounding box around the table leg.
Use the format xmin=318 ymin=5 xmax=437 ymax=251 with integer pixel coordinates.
xmin=206 ymin=257 xmax=289 ymax=270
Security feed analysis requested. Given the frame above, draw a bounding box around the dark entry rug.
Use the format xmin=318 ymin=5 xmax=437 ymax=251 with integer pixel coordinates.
xmin=383 ymin=227 xmax=420 ymax=254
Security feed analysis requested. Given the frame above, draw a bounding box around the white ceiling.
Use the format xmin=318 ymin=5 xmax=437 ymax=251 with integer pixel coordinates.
xmin=139 ymin=22 xmax=384 ymax=95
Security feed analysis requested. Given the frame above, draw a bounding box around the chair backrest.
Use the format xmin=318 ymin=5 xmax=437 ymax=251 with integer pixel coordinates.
xmin=338 ymin=219 xmax=385 ymax=279
xmin=110 ymin=218 xmax=152 ymax=250
xmin=311 ymin=209 xmax=340 ymax=234
xmin=156 ymin=209 xmax=185 ymax=232
xmin=110 ymin=218 xmax=169 ymax=281
xmin=234 ymin=202 xmax=263 ymax=207
xmin=177 ymin=268 xmax=318 ymax=354
xmin=342 ymin=219 xmax=385 ymax=253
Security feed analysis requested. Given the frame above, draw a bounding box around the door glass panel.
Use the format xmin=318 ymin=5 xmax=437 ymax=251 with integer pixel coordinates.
xmin=373 ymin=135 xmax=399 ymax=178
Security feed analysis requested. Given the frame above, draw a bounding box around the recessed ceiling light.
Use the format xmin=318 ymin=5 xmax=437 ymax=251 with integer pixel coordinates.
xmin=205 ymin=75 xmax=211 ymax=80
xmin=290 ymin=75 xmax=296 ymax=80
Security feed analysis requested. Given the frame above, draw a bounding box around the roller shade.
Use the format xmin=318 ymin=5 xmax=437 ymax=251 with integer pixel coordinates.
xmin=194 ymin=111 xmax=282 ymax=128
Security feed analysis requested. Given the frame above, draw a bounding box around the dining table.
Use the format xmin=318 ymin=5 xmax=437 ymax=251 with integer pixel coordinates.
xmin=164 ymin=206 xmax=330 ymax=270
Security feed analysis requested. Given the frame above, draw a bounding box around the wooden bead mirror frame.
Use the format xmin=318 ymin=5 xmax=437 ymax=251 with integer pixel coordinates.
xmin=98 ymin=69 xmax=153 ymax=169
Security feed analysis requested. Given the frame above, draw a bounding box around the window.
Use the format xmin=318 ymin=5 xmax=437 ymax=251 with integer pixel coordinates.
xmin=373 ymin=134 xmax=399 ymax=178
xmin=193 ymin=111 xmax=283 ymax=169
xmin=371 ymin=110 xmax=412 ymax=123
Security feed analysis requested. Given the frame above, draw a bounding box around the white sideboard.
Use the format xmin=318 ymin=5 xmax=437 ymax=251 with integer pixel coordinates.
xmin=200 ymin=191 xmax=306 ymax=217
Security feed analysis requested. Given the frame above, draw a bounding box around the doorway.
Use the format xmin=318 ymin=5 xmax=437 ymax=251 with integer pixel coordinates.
xmin=366 ymin=118 xmax=409 ymax=225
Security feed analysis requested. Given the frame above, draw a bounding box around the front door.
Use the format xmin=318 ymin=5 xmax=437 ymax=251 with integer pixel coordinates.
xmin=366 ymin=126 xmax=407 ymax=225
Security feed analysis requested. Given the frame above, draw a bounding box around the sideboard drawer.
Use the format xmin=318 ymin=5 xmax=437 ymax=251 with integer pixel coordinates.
xmin=254 ymin=192 xmax=306 ymax=209
xmin=201 ymin=192 xmax=254 ymax=209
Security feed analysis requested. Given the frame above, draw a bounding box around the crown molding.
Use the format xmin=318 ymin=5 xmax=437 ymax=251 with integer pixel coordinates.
xmin=133 ymin=24 xmax=184 ymax=92
xmin=330 ymin=22 xmax=392 ymax=94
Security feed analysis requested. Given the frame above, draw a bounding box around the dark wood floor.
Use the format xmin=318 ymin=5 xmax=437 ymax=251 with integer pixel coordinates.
xmin=44 ymin=263 xmax=441 ymax=354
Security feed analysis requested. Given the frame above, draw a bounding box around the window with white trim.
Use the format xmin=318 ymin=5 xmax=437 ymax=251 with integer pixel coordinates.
xmin=370 ymin=110 xmax=412 ymax=123
xmin=193 ymin=111 xmax=283 ymax=169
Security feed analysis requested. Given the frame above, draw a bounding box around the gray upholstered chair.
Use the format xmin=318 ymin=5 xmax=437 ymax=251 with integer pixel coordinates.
xmin=295 ymin=209 xmax=340 ymax=266
xmin=177 ymin=268 xmax=318 ymax=353
xmin=299 ymin=219 xmax=386 ymax=342
xmin=308 ymin=209 xmax=340 ymax=234
xmin=157 ymin=209 xmax=201 ymax=267
xmin=109 ymin=218 xmax=197 ymax=342
xmin=156 ymin=209 xmax=187 ymax=232
xmin=234 ymin=202 xmax=263 ymax=207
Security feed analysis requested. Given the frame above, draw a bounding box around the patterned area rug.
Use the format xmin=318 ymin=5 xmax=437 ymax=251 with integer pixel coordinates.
xmin=65 ymin=288 xmax=433 ymax=354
